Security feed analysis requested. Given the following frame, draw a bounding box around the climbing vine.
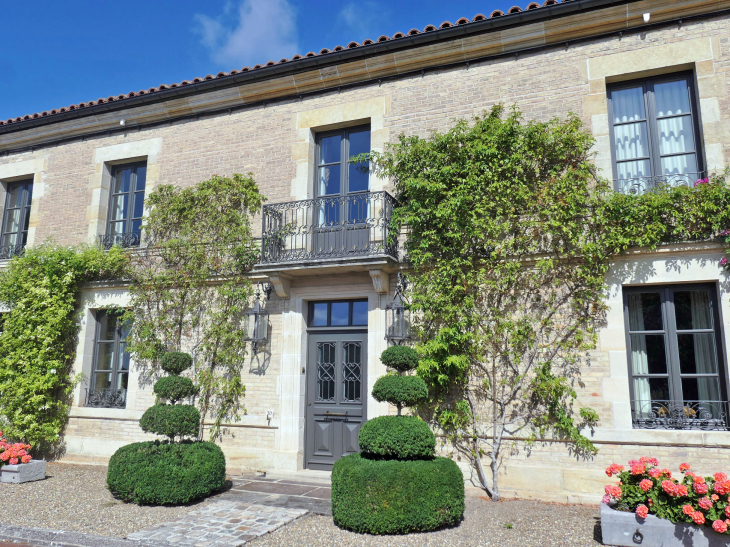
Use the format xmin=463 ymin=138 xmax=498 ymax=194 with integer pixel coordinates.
xmin=0 ymin=243 xmax=128 ymax=449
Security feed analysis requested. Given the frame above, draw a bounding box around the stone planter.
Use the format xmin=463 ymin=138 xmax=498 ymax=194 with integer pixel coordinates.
xmin=601 ymin=502 xmax=730 ymax=547
xmin=0 ymin=459 xmax=46 ymax=484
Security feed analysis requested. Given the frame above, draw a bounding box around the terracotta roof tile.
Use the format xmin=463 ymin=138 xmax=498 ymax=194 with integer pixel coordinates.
xmin=1 ymin=1 xmax=583 ymax=126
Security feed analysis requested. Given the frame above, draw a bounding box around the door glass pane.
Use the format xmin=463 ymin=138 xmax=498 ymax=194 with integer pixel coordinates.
xmin=660 ymin=154 xmax=697 ymax=176
xmin=109 ymin=221 xmax=126 ymax=235
xmin=1 ymin=232 xmax=18 ymax=247
xmin=117 ymin=372 xmax=129 ymax=391
xmin=658 ymin=116 xmax=694 ymax=155
xmin=98 ymin=313 xmax=117 ymax=341
xmin=616 ymin=160 xmax=651 ymax=182
xmin=347 ymin=193 xmax=368 ymax=223
xmin=331 ymin=302 xmax=349 ymax=326
xmin=135 ymin=166 xmax=147 ymax=191
xmin=627 ymin=293 xmax=663 ymax=331
xmin=114 ymin=168 xmax=132 ymax=193
xmin=133 ymin=192 xmax=145 ymax=219
xmin=348 ymin=130 xmax=370 ymax=193
xmin=94 ymin=372 xmax=112 ymax=390
xmin=316 ymin=342 xmax=336 ymax=402
xmin=655 ymin=80 xmax=690 ymax=117
xmin=319 ymin=135 xmax=341 ymax=165
xmin=25 ymin=184 xmax=33 ymax=205
xmin=318 ymin=199 xmax=340 ymax=226
xmin=318 ymin=165 xmax=340 ymax=196
xmin=131 ymin=220 xmax=142 ymax=239
xmin=342 ymin=341 xmax=362 ymax=402
xmin=110 ymin=194 xmax=128 ymax=221
xmin=22 ymin=208 xmax=30 ymax=231
xmin=3 ymin=209 xmax=20 ymax=235
xmin=674 ymin=290 xmax=711 ymax=330
xmin=677 ymin=333 xmax=717 ymax=374
xmin=352 ymin=301 xmax=368 ymax=325
xmin=7 ymin=185 xmax=21 ymax=208
xmin=95 ymin=342 xmax=114 ymax=371
xmin=681 ymin=377 xmax=720 ymax=402
xmin=614 ymin=122 xmax=649 ymax=160
xmin=633 ymin=377 xmax=670 ymax=404
xmin=612 ymin=86 xmax=646 ymax=122
xmin=312 ymin=303 xmax=328 ymax=326
xmin=630 ymin=334 xmax=667 ymax=374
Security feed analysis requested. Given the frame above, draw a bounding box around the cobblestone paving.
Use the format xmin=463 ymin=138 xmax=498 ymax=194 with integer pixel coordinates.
xmin=128 ymin=500 xmax=308 ymax=547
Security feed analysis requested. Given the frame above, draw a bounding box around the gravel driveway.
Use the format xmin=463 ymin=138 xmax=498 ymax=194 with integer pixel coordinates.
xmin=0 ymin=463 xmax=202 ymax=538
xmin=250 ymin=490 xmax=604 ymax=547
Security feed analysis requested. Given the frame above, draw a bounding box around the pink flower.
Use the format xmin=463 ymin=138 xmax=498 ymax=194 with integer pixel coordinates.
xmin=631 ymin=463 xmax=646 ymax=475
xmin=715 ymin=473 xmax=728 ymax=482
xmin=636 ymin=505 xmax=649 ymax=519
xmin=713 ymin=520 xmax=728 ymax=534
xmin=602 ymin=494 xmax=611 ymax=504
xmin=662 ymin=480 xmax=677 ymax=496
xmin=676 ymin=484 xmax=689 ymax=497
xmin=693 ymin=512 xmax=706 ymax=525
xmin=683 ymin=505 xmax=696 ymax=516
xmin=649 ymin=468 xmax=661 ymax=478
xmin=679 ymin=463 xmax=691 ymax=473
xmin=695 ymin=178 xmax=710 ymax=187
xmin=605 ymin=463 xmax=624 ymax=477
xmin=639 ymin=479 xmax=653 ymax=492
xmin=725 ymin=506 xmax=730 ymax=518
xmin=721 ymin=257 xmax=728 ymax=266
xmin=20 ymin=455 xmax=31 ymax=464
xmin=712 ymin=494 xmax=720 ymax=501
xmin=699 ymin=497 xmax=713 ymax=510
xmin=8 ymin=458 xmax=18 ymax=465
xmin=695 ymin=482 xmax=709 ymax=495
xmin=605 ymin=485 xmax=622 ymax=499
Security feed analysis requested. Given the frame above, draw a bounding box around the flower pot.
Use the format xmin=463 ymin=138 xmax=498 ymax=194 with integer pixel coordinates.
xmin=0 ymin=459 xmax=46 ymax=484
xmin=601 ymin=502 xmax=730 ymax=547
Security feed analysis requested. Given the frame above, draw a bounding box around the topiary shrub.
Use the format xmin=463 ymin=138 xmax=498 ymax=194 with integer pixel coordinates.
xmin=107 ymin=440 xmax=225 ymax=505
xmin=140 ymin=404 xmax=200 ymax=440
xmin=358 ymin=416 xmax=435 ymax=459
xmin=380 ymin=345 xmax=419 ymax=373
xmin=372 ymin=375 xmax=428 ymax=415
xmin=160 ymin=351 xmax=193 ymax=375
xmin=153 ymin=376 xmax=196 ymax=404
xmin=332 ymin=453 xmax=464 ymax=534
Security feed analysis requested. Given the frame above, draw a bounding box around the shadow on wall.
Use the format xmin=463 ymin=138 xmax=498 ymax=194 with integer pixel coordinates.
xmin=248 ymin=322 xmax=272 ymax=376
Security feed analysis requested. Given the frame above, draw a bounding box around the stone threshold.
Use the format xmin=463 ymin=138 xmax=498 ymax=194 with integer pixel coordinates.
xmin=0 ymin=523 xmax=179 ymax=547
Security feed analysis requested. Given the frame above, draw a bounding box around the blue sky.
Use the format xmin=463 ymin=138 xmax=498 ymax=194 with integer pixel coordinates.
xmin=1 ymin=0 xmax=522 ymax=121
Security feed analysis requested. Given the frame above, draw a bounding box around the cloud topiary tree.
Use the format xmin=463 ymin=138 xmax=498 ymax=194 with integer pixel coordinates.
xmin=106 ymin=351 xmax=226 ymax=505
xmin=331 ymin=346 xmax=465 ymax=534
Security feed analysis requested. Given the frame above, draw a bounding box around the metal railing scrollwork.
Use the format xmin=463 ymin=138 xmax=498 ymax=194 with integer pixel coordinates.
xmin=615 ymin=172 xmax=705 ymax=195
xmin=98 ymin=232 xmax=141 ymax=250
xmin=631 ymin=399 xmax=729 ymax=431
xmin=85 ymin=388 xmax=127 ymax=409
xmin=0 ymin=244 xmax=25 ymax=260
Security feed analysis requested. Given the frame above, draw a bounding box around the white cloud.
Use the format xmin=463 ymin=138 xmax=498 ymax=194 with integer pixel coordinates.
xmin=338 ymin=1 xmax=383 ymax=40
xmin=193 ymin=0 xmax=299 ymax=67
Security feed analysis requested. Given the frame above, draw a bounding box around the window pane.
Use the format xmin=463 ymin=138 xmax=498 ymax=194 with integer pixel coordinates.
xmin=630 ymin=334 xmax=667 ymax=374
xmin=135 ymin=166 xmax=147 ymax=191
xmin=25 ymin=184 xmax=33 ymax=205
xmin=94 ymin=372 xmax=112 ymax=390
xmin=678 ymin=333 xmax=717 ymax=374
xmin=318 ymin=200 xmax=340 ymax=226
xmin=118 ymin=342 xmax=131 ymax=372
xmin=3 ymin=209 xmax=20 ymax=235
xmin=633 ymin=377 xmax=670 ymax=404
xmin=109 ymin=221 xmax=126 ymax=235
xmin=347 ymin=194 xmax=368 ymax=223
xmin=658 ymin=116 xmax=695 ymax=155
xmin=655 ymin=80 xmax=691 ymax=117
xmin=352 ymin=301 xmax=368 ymax=325
xmin=348 ymin=130 xmax=370 ymax=193
xmin=627 ymin=293 xmax=663 ymax=331
xmin=98 ymin=313 xmax=117 ymax=341
xmin=22 ymin=208 xmax=30 ymax=231
xmin=113 ymin=168 xmax=132 ymax=194
xmin=312 ymin=303 xmax=328 ymax=326
xmin=133 ymin=192 xmax=145 ymax=219
xmin=660 ymin=154 xmax=697 ymax=177
xmin=616 ymin=160 xmax=651 ymax=182
xmin=342 ymin=341 xmax=362 ymax=403
xmin=131 ymin=219 xmax=142 ymax=239
xmin=110 ymin=194 xmax=128 ymax=221
xmin=1 ymin=232 xmax=18 ymax=247
xmin=614 ymin=122 xmax=649 ymax=160
xmin=316 ymin=342 xmax=336 ymax=402
xmin=319 ymin=135 xmax=341 ymax=164
xmin=6 ymin=185 xmax=22 ymax=208
xmin=331 ymin=302 xmax=349 ymax=326
xmin=318 ymin=165 xmax=341 ymax=196
xmin=681 ymin=377 xmax=721 ymax=402
xmin=117 ymin=372 xmax=129 ymax=391
xmin=612 ymin=86 xmax=645 ymax=123
xmin=95 ymin=342 xmax=114 ymax=371
xmin=674 ymin=290 xmax=711 ymax=330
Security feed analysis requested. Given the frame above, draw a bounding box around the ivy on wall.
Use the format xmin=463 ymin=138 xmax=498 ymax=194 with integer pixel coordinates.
xmin=0 ymin=244 xmax=128 ymax=449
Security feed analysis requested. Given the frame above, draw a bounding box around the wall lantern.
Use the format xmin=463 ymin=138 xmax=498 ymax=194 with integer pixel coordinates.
xmin=385 ymin=272 xmax=413 ymax=344
xmin=244 ymin=282 xmax=272 ymax=352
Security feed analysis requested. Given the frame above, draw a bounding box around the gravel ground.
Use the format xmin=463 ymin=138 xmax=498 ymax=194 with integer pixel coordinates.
xmin=250 ymin=490 xmax=604 ymax=547
xmin=0 ymin=463 xmax=203 ymax=538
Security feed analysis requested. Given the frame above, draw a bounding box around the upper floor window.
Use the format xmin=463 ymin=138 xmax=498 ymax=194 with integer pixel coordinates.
xmin=0 ymin=179 xmax=32 ymax=259
xmin=608 ymin=73 xmax=703 ymax=194
xmin=101 ymin=162 xmax=146 ymax=249
xmin=86 ymin=309 xmax=131 ymax=409
xmin=624 ymin=284 xmax=727 ymax=430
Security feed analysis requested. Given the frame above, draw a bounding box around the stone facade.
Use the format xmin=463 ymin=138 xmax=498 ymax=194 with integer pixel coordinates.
xmin=1 ymin=0 xmax=729 ymax=503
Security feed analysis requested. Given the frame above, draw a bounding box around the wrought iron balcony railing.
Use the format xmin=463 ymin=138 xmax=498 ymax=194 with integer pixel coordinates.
xmin=631 ymin=399 xmax=729 ymax=431
xmin=615 ymin=172 xmax=705 ymax=195
xmin=0 ymin=244 xmax=25 ymax=260
xmin=99 ymin=232 xmax=141 ymax=250
xmin=261 ymin=191 xmax=397 ymax=264
xmin=85 ymin=388 xmax=127 ymax=409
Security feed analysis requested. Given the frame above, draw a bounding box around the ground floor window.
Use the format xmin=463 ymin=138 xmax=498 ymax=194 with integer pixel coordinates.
xmin=85 ymin=309 xmax=130 ymax=409
xmin=624 ymin=284 xmax=728 ymax=430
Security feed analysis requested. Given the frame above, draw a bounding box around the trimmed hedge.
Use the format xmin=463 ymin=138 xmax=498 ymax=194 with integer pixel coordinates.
xmin=358 ymin=416 xmax=435 ymax=459
xmin=332 ymin=454 xmax=465 ymax=534
xmin=372 ymin=375 xmax=428 ymax=409
xmin=153 ymin=376 xmax=196 ymax=404
xmin=107 ymin=440 xmax=225 ymax=505
xmin=140 ymin=404 xmax=200 ymax=439
xmin=380 ymin=345 xmax=419 ymax=373
xmin=160 ymin=352 xmax=193 ymax=375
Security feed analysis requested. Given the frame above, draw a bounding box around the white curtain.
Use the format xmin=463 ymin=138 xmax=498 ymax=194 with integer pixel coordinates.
xmin=690 ymin=292 xmax=719 ymax=412
xmin=629 ymin=294 xmax=652 ymax=417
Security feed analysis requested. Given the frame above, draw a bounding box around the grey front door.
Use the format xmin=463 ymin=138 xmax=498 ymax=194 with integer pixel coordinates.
xmin=305 ymin=332 xmax=367 ymax=470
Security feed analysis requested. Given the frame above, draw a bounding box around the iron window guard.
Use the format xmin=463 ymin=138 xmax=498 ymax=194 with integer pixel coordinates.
xmin=615 ymin=172 xmax=705 ymax=195
xmin=260 ymin=191 xmax=397 ymax=264
xmin=98 ymin=232 xmax=141 ymax=250
xmin=0 ymin=244 xmax=25 ymax=260
xmin=85 ymin=388 xmax=127 ymax=409
xmin=631 ymin=399 xmax=729 ymax=431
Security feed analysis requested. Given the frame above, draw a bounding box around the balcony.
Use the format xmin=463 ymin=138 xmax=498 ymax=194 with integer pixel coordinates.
xmin=631 ymin=399 xmax=728 ymax=431
xmin=260 ymin=191 xmax=398 ymax=266
xmin=615 ymin=172 xmax=704 ymax=194
xmin=98 ymin=232 xmax=141 ymax=250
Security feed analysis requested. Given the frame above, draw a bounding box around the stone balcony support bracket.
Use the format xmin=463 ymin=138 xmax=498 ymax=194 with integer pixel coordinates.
xmin=369 ymin=269 xmax=389 ymax=295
